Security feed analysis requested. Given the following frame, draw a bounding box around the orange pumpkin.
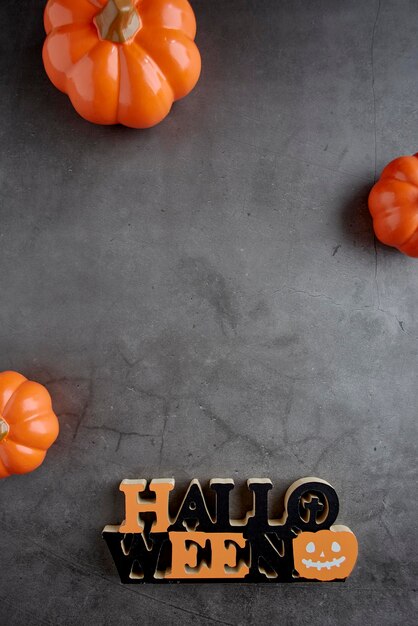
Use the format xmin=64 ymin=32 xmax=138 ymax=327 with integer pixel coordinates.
xmin=368 ymin=153 xmax=418 ymax=257
xmin=293 ymin=528 xmax=358 ymax=581
xmin=42 ymin=0 xmax=201 ymax=128
xmin=0 ymin=371 xmax=59 ymax=478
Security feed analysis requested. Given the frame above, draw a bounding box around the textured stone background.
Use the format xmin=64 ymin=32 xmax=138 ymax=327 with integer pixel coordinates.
xmin=1 ymin=0 xmax=417 ymax=624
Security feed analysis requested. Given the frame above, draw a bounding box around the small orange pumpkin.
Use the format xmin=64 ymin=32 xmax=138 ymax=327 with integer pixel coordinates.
xmin=293 ymin=528 xmax=358 ymax=581
xmin=368 ymin=153 xmax=418 ymax=257
xmin=42 ymin=0 xmax=201 ymax=128
xmin=0 ymin=371 xmax=59 ymax=478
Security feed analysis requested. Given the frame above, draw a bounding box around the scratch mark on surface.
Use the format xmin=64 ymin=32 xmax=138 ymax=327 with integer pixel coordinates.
xmin=332 ymin=244 xmax=341 ymax=257
xmin=371 ymin=0 xmax=381 ymax=308
xmin=281 ymin=380 xmax=295 ymax=447
xmin=195 ymin=400 xmax=305 ymax=469
xmin=371 ymin=0 xmax=381 ymax=184
xmin=274 ymin=285 xmax=342 ymax=308
xmin=73 ymin=376 xmax=94 ymax=443
xmin=373 ymin=235 xmax=381 ymax=308
xmin=158 ymin=399 xmax=170 ymax=471
xmin=313 ymin=429 xmax=358 ymax=472
xmin=81 ymin=425 xmax=155 ymax=453
xmin=273 ymin=285 xmax=406 ymax=331
xmin=197 ymin=402 xmax=274 ymax=462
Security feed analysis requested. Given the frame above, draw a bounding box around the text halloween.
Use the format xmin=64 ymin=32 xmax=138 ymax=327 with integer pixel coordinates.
xmin=103 ymin=477 xmax=358 ymax=583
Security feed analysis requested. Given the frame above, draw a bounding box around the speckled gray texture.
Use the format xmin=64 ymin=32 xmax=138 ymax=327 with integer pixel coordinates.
xmin=0 ymin=0 xmax=417 ymax=624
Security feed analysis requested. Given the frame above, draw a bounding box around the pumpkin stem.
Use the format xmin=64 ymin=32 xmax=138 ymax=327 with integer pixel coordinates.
xmin=94 ymin=0 xmax=141 ymax=44
xmin=0 ymin=416 xmax=9 ymax=442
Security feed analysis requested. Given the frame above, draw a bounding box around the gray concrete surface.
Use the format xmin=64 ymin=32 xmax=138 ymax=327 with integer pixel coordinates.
xmin=1 ymin=0 xmax=417 ymax=624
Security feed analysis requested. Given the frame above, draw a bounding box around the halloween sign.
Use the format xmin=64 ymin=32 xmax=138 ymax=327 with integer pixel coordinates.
xmin=103 ymin=476 xmax=358 ymax=583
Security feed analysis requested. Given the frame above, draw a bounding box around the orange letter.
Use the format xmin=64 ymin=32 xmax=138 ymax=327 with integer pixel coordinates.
xmin=119 ymin=478 xmax=174 ymax=533
xmin=166 ymin=531 xmax=249 ymax=579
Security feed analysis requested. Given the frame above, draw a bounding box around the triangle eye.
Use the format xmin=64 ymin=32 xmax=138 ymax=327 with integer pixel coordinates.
xmin=306 ymin=541 xmax=315 ymax=553
xmin=331 ymin=541 xmax=341 ymax=553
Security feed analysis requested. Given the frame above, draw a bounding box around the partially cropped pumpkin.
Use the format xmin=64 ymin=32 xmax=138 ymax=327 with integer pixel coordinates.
xmin=42 ymin=0 xmax=201 ymax=128
xmin=0 ymin=371 xmax=59 ymax=478
xmin=368 ymin=153 xmax=418 ymax=257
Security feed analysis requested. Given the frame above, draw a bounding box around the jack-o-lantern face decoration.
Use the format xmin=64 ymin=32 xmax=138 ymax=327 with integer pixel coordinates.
xmin=293 ymin=528 xmax=358 ymax=581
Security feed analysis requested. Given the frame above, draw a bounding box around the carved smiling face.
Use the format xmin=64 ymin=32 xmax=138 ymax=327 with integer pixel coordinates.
xmin=293 ymin=529 xmax=358 ymax=581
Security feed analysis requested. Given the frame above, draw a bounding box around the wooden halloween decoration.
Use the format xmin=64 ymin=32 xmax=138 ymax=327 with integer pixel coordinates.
xmin=0 ymin=371 xmax=59 ymax=478
xmin=42 ymin=0 xmax=201 ymax=128
xmin=368 ymin=153 xmax=418 ymax=257
xmin=103 ymin=476 xmax=358 ymax=583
